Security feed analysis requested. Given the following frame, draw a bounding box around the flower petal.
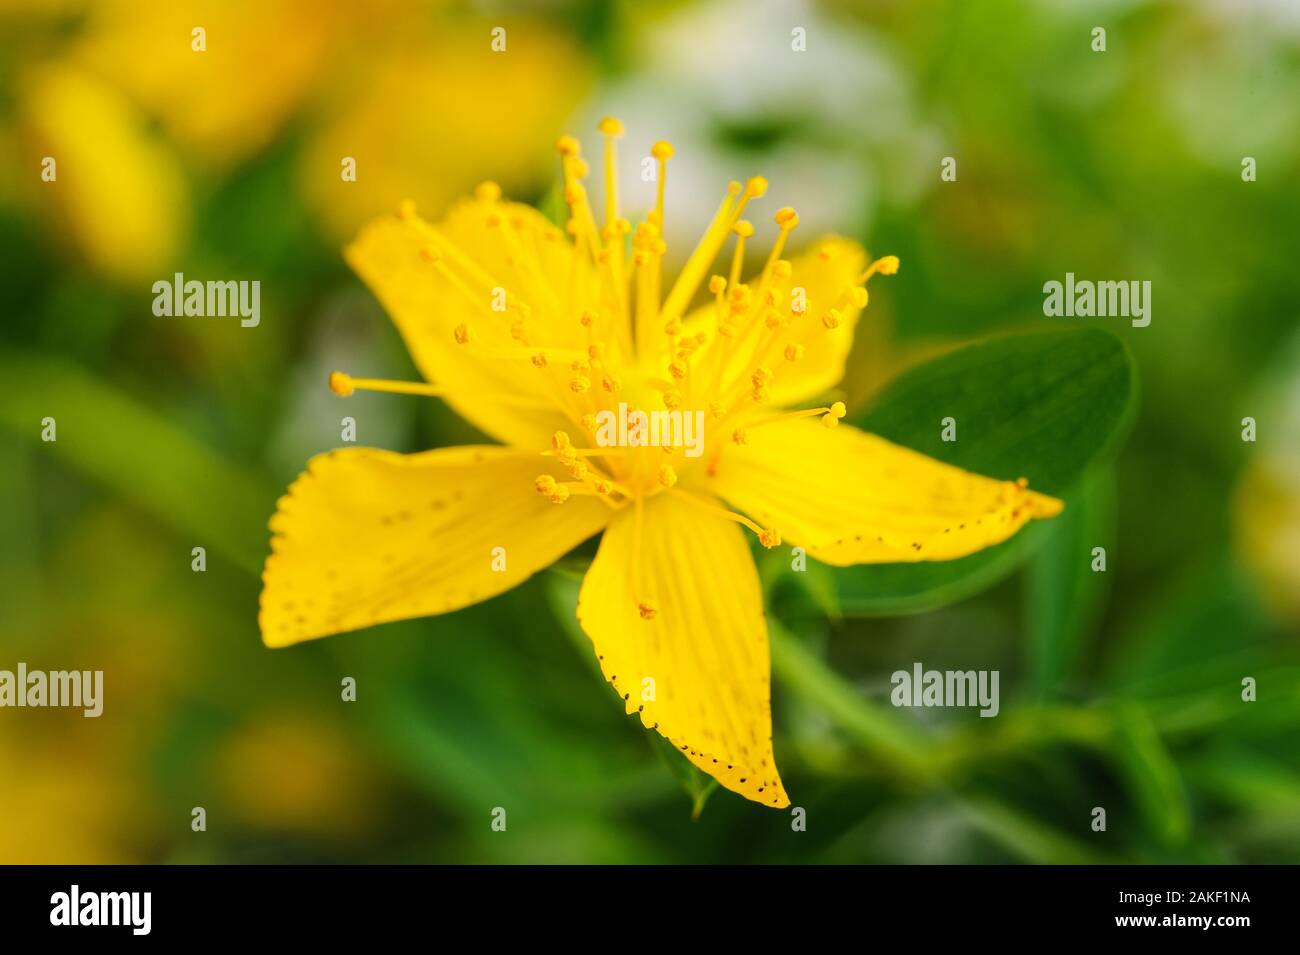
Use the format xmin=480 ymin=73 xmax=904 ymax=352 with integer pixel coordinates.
xmin=576 ymin=495 xmax=788 ymax=808
xmin=261 ymin=446 xmax=610 ymax=647
xmin=766 ymin=236 xmax=870 ymax=406
xmin=345 ymin=207 xmax=588 ymax=449
xmin=708 ymin=419 xmax=1063 ymax=564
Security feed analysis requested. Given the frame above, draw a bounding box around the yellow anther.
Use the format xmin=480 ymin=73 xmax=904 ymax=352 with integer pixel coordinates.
xmin=552 ymin=431 xmax=572 ymax=451
xmin=663 ymin=317 xmax=682 ymax=336
xmin=663 ymin=389 xmax=683 ymax=410
xmin=784 ymin=343 xmax=805 ymax=362
xmin=822 ymin=309 xmax=842 ymax=330
xmin=752 ymin=367 xmax=772 ymax=387
xmin=733 ymin=220 xmax=755 ymax=238
xmin=651 ymin=141 xmax=675 ymax=160
xmin=453 ymin=323 xmax=472 ymax=344
xmin=550 ymin=484 xmax=571 ymax=504
xmin=569 ymin=375 xmax=591 ymax=394
xmin=556 ymin=134 xmax=581 ymax=157
xmin=571 ymin=358 xmax=591 ymax=374
xmin=708 ymin=275 xmax=727 ymax=295
xmin=581 ymin=413 xmax=598 ymax=432
xmin=822 ymin=401 xmax=847 ymax=428
xmin=848 ymin=287 xmax=869 ymax=308
xmin=774 ymin=206 xmax=799 ymax=228
xmin=752 ymin=384 xmax=771 ymax=402
xmin=669 ymin=360 xmax=688 ymax=380
xmin=567 ymin=459 xmax=590 ymax=480
xmin=531 ymin=352 xmax=549 ymax=368
xmin=598 ymin=116 xmax=625 ymax=137
xmin=396 ymin=199 xmax=416 ymax=220
xmin=656 ymin=465 xmax=677 ymax=489
xmin=579 ymin=310 xmax=596 ymax=328
xmin=593 ymin=478 xmax=613 ymax=495
xmin=587 ymin=343 xmax=605 ymax=361
xmin=638 ymin=599 xmax=659 ymax=620
xmin=875 ymin=255 xmax=900 ymax=275
xmin=709 ymin=401 xmax=725 ymax=418
xmin=535 ymin=474 xmax=557 ymax=496
xmin=773 ymin=260 xmax=792 ymax=278
xmin=718 ymin=321 xmax=737 ymax=338
xmin=745 ymin=176 xmax=768 ymax=198
xmin=601 ymin=374 xmax=621 ymax=393
xmin=328 ymin=371 xmax=354 ymax=397
xmin=733 ymin=428 xmax=749 ymax=445
xmin=759 ymin=528 xmax=782 ymax=549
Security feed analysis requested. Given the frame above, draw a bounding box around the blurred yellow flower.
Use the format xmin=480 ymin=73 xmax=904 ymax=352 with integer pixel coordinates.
xmin=18 ymin=64 xmax=187 ymax=281
xmin=260 ymin=125 xmax=1062 ymax=807
xmin=300 ymin=23 xmax=590 ymax=242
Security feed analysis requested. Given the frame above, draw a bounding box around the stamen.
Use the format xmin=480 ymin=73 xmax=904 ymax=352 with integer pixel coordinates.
xmin=666 ymin=488 xmax=779 ymax=548
xmin=856 ymin=254 xmax=900 ymax=283
xmin=329 ymin=370 xmax=549 ymax=409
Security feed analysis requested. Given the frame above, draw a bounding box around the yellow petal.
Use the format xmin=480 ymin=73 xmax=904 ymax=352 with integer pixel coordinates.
xmin=576 ymin=495 xmax=788 ymax=808
xmin=345 ymin=209 xmax=586 ymax=449
xmin=766 ymin=237 xmax=870 ymax=406
xmin=261 ymin=446 xmax=609 ymax=647
xmin=707 ymin=419 xmax=1063 ymax=564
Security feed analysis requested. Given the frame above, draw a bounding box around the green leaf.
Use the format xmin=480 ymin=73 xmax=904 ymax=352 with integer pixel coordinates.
xmin=1024 ymin=465 xmax=1115 ymax=699
xmin=831 ymin=329 xmax=1136 ymax=616
xmin=1109 ymin=705 xmax=1191 ymax=848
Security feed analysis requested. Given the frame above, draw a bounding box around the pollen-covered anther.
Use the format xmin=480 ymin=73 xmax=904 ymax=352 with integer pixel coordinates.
xmin=759 ymin=528 xmax=782 ymax=549
xmin=531 ymin=351 xmax=549 ymax=368
xmin=773 ymin=260 xmax=792 ymax=279
xmin=580 ymin=413 xmax=598 ymax=432
xmin=774 ymin=206 xmax=799 ymax=229
xmin=579 ymin=310 xmax=596 ymax=328
xmin=328 ymin=371 xmax=355 ymax=396
xmin=848 ymin=287 xmax=869 ymax=309
xmin=745 ymin=176 xmax=769 ymax=199
xmin=569 ymin=375 xmax=591 ymax=393
xmin=658 ymin=465 xmax=678 ymax=488
xmin=552 ymin=431 xmax=572 ymax=451
xmin=567 ymin=459 xmax=590 ymax=480
xmin=822 ymin=308 xmax=843 ymax=330
xmin=587 ymin=343 xmax=605 ymax=361
xmin=637 ymin=599 xmax=659 ymax=621
xmin=601 ymin=374 xmax=621 ymax=393
xmin=709 ymin=401 xmax=725 ymax=419
xmin=732 ymin=428 xmax=749 ymax=445
xmin=822 ymin=400 xmax=848 ymax=428
xmin=784 ymin=343 xmax=805 ymax=362
xmin=535 ymin=474 xmax=557 ymax=496
xmin=663 ymin=389 xmax=683 ymax=410
xmin=571 ymin=358 xmax=591 ymax=374
xmin=708 ymin=275 xmax=728 ymax=296
xmin=668 ymin=360 xmax=688 ymax=380
xmin=651 ymin=141 xmax=674 ymax=161
xmin=875 ymin=255 xmax=900 ymax=275
xmin=593 ymin=478 xmax=613 ymax=495
xmin=549 ymin=484 xmax=571 ymax=504
xmin=663 ymin=317 xmax=682 ymax=336
xmin=453 ymin=323 xmax=471 ymax=344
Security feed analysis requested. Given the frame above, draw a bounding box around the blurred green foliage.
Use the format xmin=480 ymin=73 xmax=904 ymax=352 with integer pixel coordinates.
xmin=2 ymin=0 xmax=1298 ymax=863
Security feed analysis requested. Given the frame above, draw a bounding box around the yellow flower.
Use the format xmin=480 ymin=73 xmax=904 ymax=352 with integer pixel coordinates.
xmin=260 ymin=123 xmax=1063 ymax=808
